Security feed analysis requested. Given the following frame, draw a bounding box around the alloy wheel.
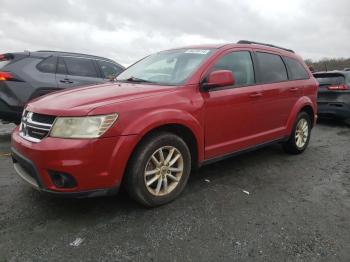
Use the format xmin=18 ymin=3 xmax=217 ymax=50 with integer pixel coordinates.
xmin=144 ymin=146 xmax=184 ymax=196
xmin=295 ymin=118 xmax=309 ymax=148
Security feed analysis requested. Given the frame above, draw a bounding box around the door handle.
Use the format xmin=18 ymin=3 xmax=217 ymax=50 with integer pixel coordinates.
xmin=250 ymin=92 xmax=263 ymax=98
xmin=60 ymin=78 xmax=73 ymax=84
xmin=289 ymin=87 xmax=299 ymax=92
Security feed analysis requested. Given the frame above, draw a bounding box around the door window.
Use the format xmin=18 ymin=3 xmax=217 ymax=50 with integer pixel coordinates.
xmin=97 ymin=60 xmax=124 ymax=78
xmin=284 ymin=57 xmax=309 ymax=80
xmin=256 ymin=52 xmax=288 ymax=83
xmin=63 ymin=57 xmax=98 ymax=77
xmin=37 ymin=56 xmax=57 ymax=73
xmin=211 ymin=51 xmax=255 ymax=87
xmin=56 ymin=57 xmax=67 ymax=75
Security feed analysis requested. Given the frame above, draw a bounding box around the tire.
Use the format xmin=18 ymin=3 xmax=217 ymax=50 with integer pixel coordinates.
xmin=283 ymin=112 xmax=311 ymax=154
xmin=125 ymin=132 xmax=191 ymax=207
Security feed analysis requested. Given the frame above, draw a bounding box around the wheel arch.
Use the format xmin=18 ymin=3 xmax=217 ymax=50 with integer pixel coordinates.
xmin=286 ymin=96 xmax=316 ymax=134
xmin=136 ymin=123 xmax=200 ymax=169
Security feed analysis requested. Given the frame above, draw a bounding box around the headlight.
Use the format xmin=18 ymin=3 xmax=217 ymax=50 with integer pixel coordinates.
xmin=50 ymin=114 xmax=118 ymax=139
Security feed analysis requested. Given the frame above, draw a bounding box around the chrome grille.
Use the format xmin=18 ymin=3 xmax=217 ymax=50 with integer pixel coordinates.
xmin=19 ymin=111 xmax=56 ymax=142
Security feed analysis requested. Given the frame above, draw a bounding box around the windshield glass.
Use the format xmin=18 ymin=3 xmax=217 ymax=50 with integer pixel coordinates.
xmin=117 ymin=48 xmax=214 ymax=85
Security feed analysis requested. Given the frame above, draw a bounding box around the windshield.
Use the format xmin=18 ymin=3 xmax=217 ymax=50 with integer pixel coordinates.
xmin=117 ymin=48 xmax=214 ymax=85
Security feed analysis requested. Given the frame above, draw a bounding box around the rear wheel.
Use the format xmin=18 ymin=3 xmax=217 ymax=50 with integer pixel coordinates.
xmin=125 ymin=132 xmax=191 ymax=207
xmin=283 ymin=112 xmax=311 ymax=154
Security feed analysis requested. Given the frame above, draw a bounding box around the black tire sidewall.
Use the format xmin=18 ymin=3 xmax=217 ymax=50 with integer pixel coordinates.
xmin=126 ymin=132 xmax=191 ymax=207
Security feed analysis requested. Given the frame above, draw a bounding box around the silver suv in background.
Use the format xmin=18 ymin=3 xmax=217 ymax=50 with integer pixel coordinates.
xmin=0 ymin=51 xmax=124 ymax=123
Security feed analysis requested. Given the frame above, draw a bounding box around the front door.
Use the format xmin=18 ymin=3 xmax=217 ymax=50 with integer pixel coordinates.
xmin=203 ymin=50 xmax=265 ymax=159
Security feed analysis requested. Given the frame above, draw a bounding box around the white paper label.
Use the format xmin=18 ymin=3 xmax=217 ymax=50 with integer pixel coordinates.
xmin=184 ymin=49 xmax=210 ymax=55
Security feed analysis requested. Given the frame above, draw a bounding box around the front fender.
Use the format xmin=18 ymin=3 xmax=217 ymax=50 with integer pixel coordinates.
xmin=286 ymin=96 xmax=316 ymax=135
xmin=118 ymin=109 xmax=204 ymax=162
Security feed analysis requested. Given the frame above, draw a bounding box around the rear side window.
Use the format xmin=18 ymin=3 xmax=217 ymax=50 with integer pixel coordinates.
xmin=97 ymin=60 xmax=123 ymax=78
xmin=284 ymin=57 xmax=309 ymax=80
xmin=256 ymin=52 xmax=288 ymax=83
xmin=63 ymin=57 xmax=98 ymax=77
xmin=212 ymin=51 xmax=255 ymax=86
xmin=37 ymin=56 xmax=57 ymax=73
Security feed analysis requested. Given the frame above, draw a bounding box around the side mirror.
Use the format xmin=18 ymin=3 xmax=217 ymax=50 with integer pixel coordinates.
xmin=201 ymin=70 xmax=235 ymax=91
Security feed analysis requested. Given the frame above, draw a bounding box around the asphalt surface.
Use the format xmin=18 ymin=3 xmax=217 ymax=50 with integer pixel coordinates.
xmin=0 ymin=121 xmax=349 ymax=262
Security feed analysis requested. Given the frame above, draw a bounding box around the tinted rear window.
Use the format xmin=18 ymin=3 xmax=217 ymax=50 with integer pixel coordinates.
xmin=37 ymin=56 xmax=57 ymax=73
xmin=63 ymin=57 xmax=98 ymax=77
xmin=256 ymin=52 xmax=288 ymax=83
xmin=314 ymin=74 xmax=346 ymax=86
xmin=284 ymin=57 xmax=309 ymax=80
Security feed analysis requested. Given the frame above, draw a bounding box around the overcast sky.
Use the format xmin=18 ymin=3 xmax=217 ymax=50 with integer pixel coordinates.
xmin=0 ymin=0 xmax=349 ymax=66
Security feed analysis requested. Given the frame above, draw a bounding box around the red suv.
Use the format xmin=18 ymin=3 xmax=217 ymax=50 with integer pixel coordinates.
xmin=11 ymin=41 xmax=318 ymax=207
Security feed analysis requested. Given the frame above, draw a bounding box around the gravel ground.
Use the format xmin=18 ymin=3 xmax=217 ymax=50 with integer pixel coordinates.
xmin=0 ymin=121 xmax=349 ymax=262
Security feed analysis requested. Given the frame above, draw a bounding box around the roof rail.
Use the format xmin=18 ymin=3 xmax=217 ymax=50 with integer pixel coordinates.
xmin=36 ymin=50 xmax=114 ymax=61
xmin=237 ymin=40 xmax=295 ymax=53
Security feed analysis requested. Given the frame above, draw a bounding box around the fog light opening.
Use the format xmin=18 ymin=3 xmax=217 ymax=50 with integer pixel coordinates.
xmin=48 ymin=171 xmax=77 ymax=188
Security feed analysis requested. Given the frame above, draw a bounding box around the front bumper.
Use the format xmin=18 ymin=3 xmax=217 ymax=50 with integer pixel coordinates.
xmin=11 ymin=128 xmax=138 ymax=196
xmin=317 ymin=101 xmax=350 ymax=120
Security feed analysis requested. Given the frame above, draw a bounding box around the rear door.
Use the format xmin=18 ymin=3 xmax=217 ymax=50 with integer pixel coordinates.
xmin=254 ymin=51 xmax=297 ymax=135
xmin=56 ymin=56 xmax=105 ymax=89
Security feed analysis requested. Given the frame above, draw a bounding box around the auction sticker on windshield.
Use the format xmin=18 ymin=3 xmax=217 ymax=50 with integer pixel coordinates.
xmin=184 ymin=49 xmax=210 ymax=54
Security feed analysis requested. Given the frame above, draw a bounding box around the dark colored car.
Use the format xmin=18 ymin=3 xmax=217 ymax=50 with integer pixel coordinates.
xmin=313 ymin=71 xmax=350 ymax=125
xmin=11 ymin=41 xmax=318 ymax=207
xmin=0 ymin=51 xmax=124 ymax=123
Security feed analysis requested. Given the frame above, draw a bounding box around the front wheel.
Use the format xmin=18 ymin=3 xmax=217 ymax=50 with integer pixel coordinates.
xmin=125 ymin=132 xmax=191 ymax=207
xmin=283 ymin=112 xmax=311 ymax=154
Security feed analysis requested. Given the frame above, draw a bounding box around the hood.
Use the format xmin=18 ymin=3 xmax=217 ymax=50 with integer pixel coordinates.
xmin=27 ymin=82 xmax=177 ymax=116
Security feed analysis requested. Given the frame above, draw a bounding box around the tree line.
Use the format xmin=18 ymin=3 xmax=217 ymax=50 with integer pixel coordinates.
xmin=305 ymin=58 xmax=350 ymax=72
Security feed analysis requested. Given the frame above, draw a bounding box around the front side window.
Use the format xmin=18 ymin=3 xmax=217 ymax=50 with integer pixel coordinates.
xmin=116 ymin=49 xmax=214 ymax=85
xmin=211 ymin=51 xmax=255 ymax=86
xmin=63 ymin=57 xmax=98 ymax=77
xmin=37 ymin=56 xmax=57 ymax=73
xmin=256 ymin=52 xmax=288 ymax=84
xmin=284 ymin=57 xmax=309 ymax=80
xmin=98 ymin=60 xmax=124 ymax=79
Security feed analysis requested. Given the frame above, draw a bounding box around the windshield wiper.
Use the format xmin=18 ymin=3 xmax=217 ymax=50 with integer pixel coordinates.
xmin=121 ymin=76 xmax=155 ymax=83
